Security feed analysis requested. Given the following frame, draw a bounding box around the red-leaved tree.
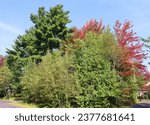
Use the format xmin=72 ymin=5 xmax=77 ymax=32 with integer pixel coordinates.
xmin=114 ymin=20 xmax=147 ymax=77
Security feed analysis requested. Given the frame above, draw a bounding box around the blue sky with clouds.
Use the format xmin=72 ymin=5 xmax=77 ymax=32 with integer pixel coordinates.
xmin=0 ymin=0 xmax=150 ymax=70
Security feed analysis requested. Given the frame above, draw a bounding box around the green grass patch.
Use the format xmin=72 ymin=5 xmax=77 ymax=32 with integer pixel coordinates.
xmin=138 ymin=99 xmax=150 ymax=103
xmin=8 ymin=101 xmax=38 ymax=108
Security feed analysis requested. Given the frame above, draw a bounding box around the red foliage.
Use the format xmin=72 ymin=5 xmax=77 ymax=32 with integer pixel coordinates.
xmin=62 ymin=19 xmax=104 ymax=53
xmin=114 ymin=20 xmax=147 ymax=77
xmin=73 ymin=19 xmax=104 ymax=39
xmin=143 ymin=71 xmax=150 ymax=81
xmin=141 ymin=85 xmax=150 ymax=92
xmin=0 ymin=56 xmax=4 ymax=67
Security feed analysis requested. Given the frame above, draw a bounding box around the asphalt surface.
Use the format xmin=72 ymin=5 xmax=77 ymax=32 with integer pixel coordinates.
xmin=131 ymin=102 xmax=150 ymax=108
xmin=0 ymin=100 xmax=24 ymax=108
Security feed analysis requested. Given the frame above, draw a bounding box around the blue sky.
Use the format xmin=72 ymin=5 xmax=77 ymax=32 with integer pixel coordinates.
xmin=0 ymin=0 xmax=150 ymax=70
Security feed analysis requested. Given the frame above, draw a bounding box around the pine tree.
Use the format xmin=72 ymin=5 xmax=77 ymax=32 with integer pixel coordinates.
xmin=30 ymin=4 xmax=71 ymax=52
xmin=6 ymin=4 xmax=71 ymax=94
xmin=7 ymin=4 xmax=71 ymax=71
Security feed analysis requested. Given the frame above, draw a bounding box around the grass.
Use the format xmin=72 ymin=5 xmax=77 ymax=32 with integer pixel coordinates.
xmin=9 ymin=101 xmax=38 ymax=108
xmin=138 ymin=99 xmax=150 ymax=103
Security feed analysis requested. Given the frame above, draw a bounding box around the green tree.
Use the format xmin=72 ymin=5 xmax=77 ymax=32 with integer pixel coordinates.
xmin=6 ymin=4 xmax=71 ymax=94
xmin=6 ymin=28 xmax=37 ymax=86
xmin=73 ymin=32 xmax=123 ymax=107
xmin=30 ymin=4 xmax=71 ymax=52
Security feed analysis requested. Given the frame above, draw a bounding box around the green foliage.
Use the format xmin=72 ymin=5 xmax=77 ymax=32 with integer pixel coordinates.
xmin=142 ymin=37 xmax=150 ymax=49
xmin=73 ymin=32 xmax=123 ymax=107
xmin=121 ymin=76 xmax=143 ymax=105
xmin=20 ymin=30 xmax=143 ymax=108
xmin=30 ymin=4 xmax=71 ymax=52
xmin=0 ymin=61 xmax=13 ymax=98
xmin=21 ymin=52 xmax=80 ymax=107
xmin=142 ymin=37 xmax=150 ymax=65
xmin=6 ymin=4 xmax=71 ymax=94
xmin=146 ymin=89 xmax=150 ymax=99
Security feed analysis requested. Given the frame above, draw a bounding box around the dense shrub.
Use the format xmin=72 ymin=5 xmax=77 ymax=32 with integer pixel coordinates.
xmin=21 ymin=52 xmax=80 ymax=107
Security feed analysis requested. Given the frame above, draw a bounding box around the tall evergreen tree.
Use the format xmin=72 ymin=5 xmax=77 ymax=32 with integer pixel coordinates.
xmin=7 ymin=4 xmax=71 ymax=61
xmin=6 ymin=4 xmax=71 ymax=94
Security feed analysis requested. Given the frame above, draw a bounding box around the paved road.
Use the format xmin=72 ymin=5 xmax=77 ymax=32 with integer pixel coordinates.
xmin=131 ymin=103 xmax=150 ymax=108
xmin=0 ymin=100 xmax=24 ymax=108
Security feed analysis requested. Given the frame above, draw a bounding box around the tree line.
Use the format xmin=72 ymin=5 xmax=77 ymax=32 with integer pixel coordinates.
xmin=0 ymin=4 xmax=150 ymax=107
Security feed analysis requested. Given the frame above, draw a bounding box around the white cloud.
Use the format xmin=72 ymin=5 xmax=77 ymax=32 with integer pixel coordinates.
xmin=0 ymin=21 xmax=23 ymax=35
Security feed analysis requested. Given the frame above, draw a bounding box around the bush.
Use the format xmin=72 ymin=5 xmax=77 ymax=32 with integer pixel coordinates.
xmin=21 ymin=52 xmax=80 ymax=107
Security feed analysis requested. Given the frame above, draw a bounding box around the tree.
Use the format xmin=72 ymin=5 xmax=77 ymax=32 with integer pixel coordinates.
xmin=113 ymin=20 xmax=148 ymax=103
xmin=7 ymin=4 xmax=71 ymax=63
xmin=6 ymin=4 xmax=71 ymax=94
xmin=74 ymin=32 xmax=123 ymax=107
xmin=114 ymin=20 xmax=146 ymax=77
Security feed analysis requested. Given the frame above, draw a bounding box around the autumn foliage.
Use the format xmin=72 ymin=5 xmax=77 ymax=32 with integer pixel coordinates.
xmin=73 ymin=19 xmax=104 ymax=39
xmin=63 ymin=19 xmax=105 ymax=52
xmin=114 ymin=20 xmax=146 ymax=77
xmin=72 ymin=19 xmax=148 ymax=78
xmin=71 ymin=19 xmax=150 ymax=93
